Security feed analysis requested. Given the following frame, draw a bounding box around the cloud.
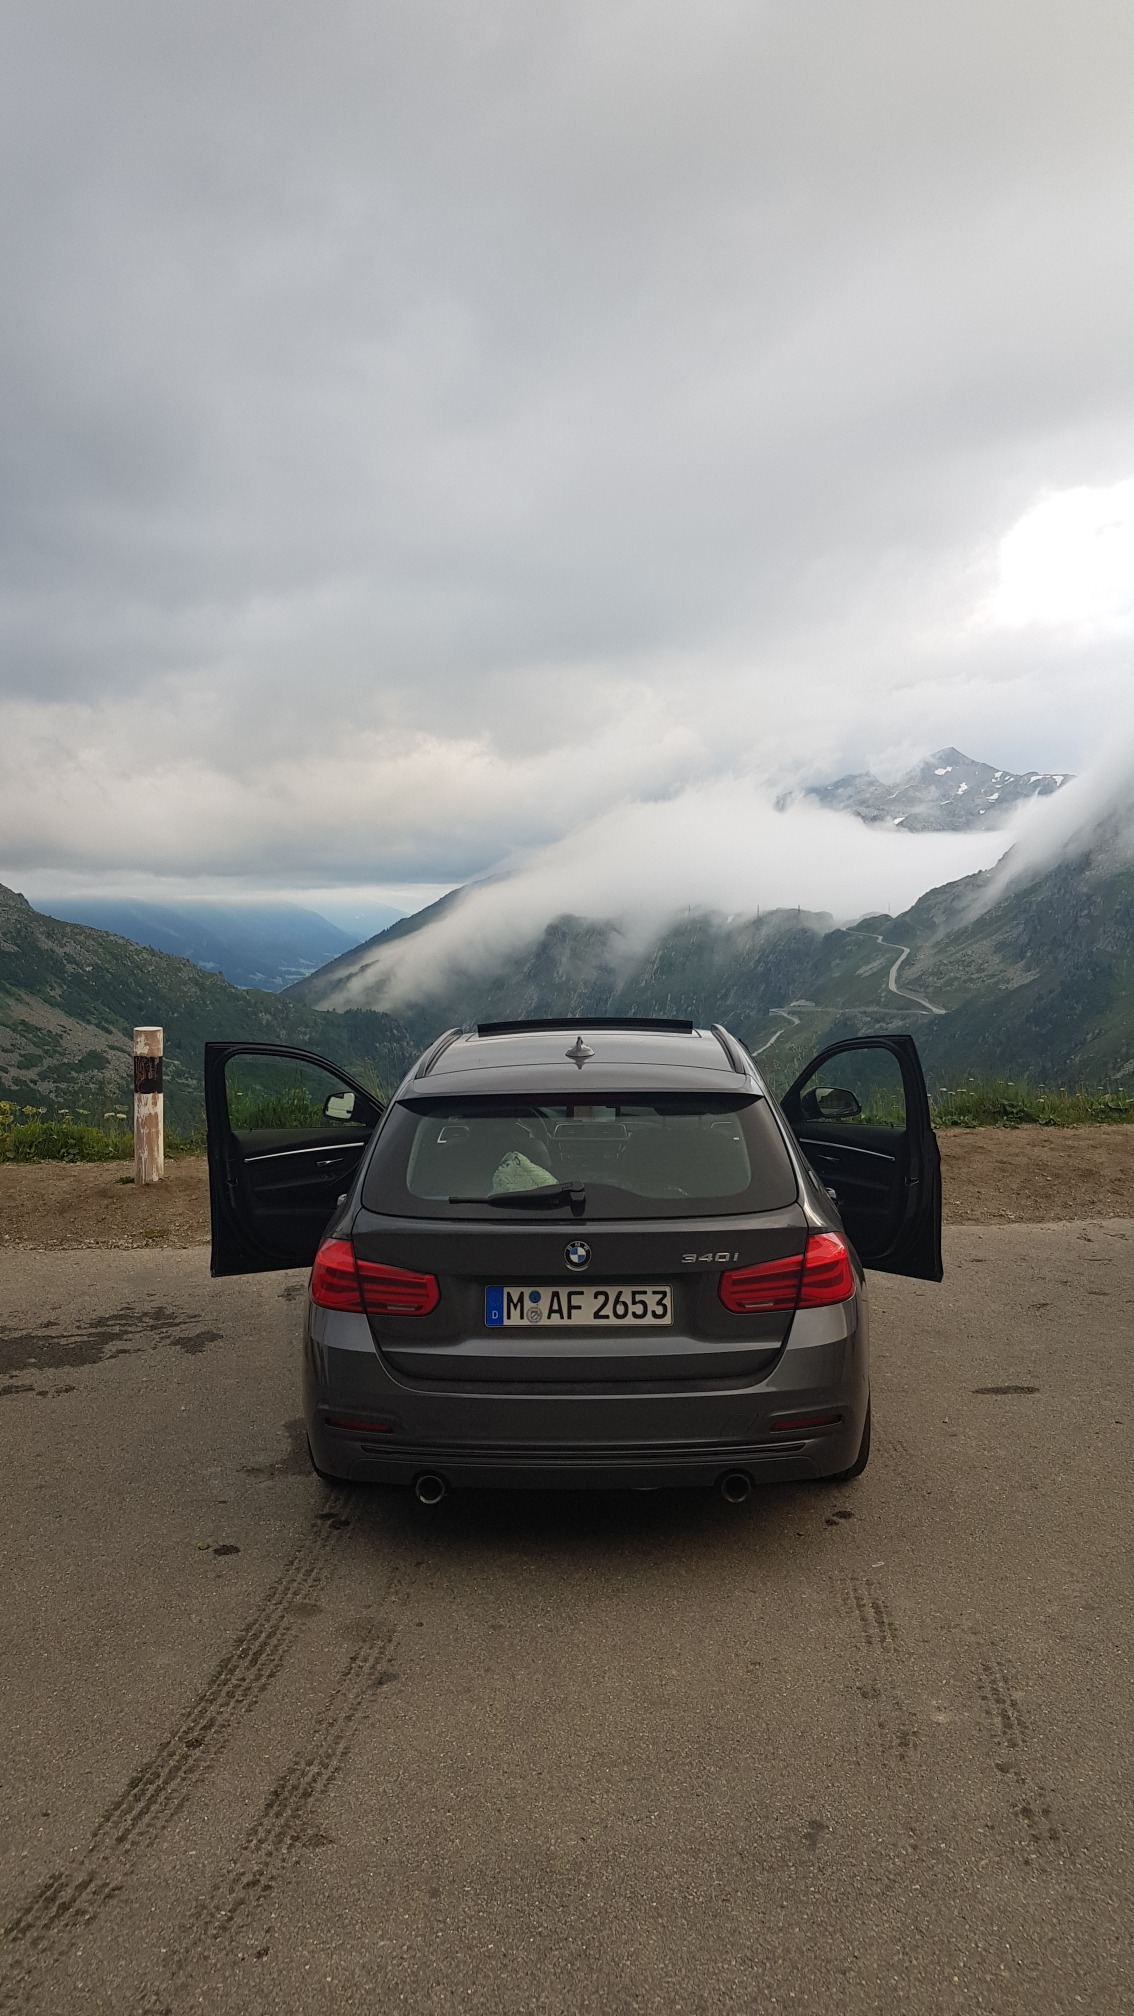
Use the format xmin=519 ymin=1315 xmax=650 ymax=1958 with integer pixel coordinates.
xmin=309 ymin=728 xmax=1134 ymax=1012
xmin=319 ymin=782 xmax=1009 ymax=1008
xmin=983 ymin=480 xmax=1134 ymax=634
xmin=0 ymin=686 xmax=712 ymax=884
xmin=976 ymin=731 xmax=1134 ymax=904
xmin=1 ymin=0 xmax=1134 ymax=897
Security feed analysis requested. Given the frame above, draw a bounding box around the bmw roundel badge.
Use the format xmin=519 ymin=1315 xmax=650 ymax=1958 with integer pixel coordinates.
xmin=565 ymin=1239 xmax=591 ymax=1271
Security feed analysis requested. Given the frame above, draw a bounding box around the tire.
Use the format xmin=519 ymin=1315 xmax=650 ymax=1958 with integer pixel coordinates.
xmin=307 ymin=1434 xmax=349 ymax=1486
xmin=830 ymin=1397 xmax=871 ymax=1482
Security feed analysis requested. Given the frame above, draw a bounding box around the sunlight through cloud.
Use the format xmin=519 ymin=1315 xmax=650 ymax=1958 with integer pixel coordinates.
xmin=988 ymin=479 xmax=1134 ymax=633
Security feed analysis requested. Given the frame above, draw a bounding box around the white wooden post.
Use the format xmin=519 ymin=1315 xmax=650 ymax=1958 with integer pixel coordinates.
xmin=133 ymin=1026 xmax=164 ymax=1185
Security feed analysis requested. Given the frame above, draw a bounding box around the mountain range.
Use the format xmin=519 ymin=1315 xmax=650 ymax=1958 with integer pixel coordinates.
xmin=18 ymin=749 xmax=1066 ymax=995
xmin=290 ymin=828 xmax=1134 ymax=1094
xmin=4 ymin=746 xmax=1128 ymax=1119
xmin=798 ymin=746 xmax=1071 ymax=831
xmin=26 ymin=898 xmax=401 ymax=991
xmin=0 ymin=883 xmax=418 ymax=1126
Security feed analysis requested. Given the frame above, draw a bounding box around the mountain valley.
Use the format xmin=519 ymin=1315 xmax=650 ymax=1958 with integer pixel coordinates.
xmin=0 ymin=883 xmax=418 ymax=1124
xmin=290 ymin=838 xmax=1134 ymax=1095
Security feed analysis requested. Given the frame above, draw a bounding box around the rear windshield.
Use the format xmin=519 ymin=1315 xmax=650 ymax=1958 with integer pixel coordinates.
xmin=361 ymin=1095 xmax=798 ymax=1219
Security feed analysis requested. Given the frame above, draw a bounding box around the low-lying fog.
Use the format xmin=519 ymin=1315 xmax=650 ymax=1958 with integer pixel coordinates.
xmin=315 ymin=735 xmax=1134 ymax=1008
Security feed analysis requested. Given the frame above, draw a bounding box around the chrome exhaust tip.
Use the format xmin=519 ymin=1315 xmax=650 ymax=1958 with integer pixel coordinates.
xmin=718 ymin=1470 xmax=753 ymax=1505
xmin=414 ymin=1472 xmax=448 ymax=1506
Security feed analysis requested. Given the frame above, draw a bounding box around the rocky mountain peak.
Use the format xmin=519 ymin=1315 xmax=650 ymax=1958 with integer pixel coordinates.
xmin=806 ymin=748 xmax=1072 ymax=831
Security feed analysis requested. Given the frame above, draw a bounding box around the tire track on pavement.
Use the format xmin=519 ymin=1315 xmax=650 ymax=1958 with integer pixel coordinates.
xmin=0 ymin=1496 xmax=354 ymax=2011
xmin=976 ymin=1647 xmax=1065 ymax=1865
xmin=137 ymin=1557 xmax=424 ymax=2009
xmin=841 ymin=1570 xmax=921 ymax=1777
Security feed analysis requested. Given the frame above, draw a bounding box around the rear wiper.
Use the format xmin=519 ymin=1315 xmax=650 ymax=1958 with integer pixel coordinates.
xmin=448 ymin=1184 xmax=586 ymax=1210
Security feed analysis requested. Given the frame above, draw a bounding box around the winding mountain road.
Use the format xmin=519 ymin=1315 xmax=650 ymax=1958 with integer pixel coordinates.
xmin=881 ymin=939 xmax=946 ymax=1015
xmin=750 ymin=937 xmax=946 ymax=1053
xmin=749 ymin=1026 xmax=785 ymax=1055
xmin=751 ymin=1006 xmax=800 ymax=1055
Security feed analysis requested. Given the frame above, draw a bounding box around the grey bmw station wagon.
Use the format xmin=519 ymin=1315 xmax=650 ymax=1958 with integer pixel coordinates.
xmin=205 ymin=1018 xmax=942 ymax=1501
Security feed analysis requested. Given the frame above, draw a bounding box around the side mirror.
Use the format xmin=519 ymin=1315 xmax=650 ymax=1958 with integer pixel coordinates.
xmin=323 ymin=1091 xmax=356 ymax=1122
xmin=817 ymin=1086 xmax=861 ymax=1119
xmin=802 ymin=1086 xmax=862 ymax=1121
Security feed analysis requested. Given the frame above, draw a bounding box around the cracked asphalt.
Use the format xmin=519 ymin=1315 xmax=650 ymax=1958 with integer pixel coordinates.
xmin=1 ymin=1223 xmax=1132 ymax=2015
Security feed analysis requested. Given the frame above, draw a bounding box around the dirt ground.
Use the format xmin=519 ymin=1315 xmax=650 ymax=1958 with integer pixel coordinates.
xmin=938 ymin=1124 xmax=1134 ymax=1224
xmin=0 ymin=1156 xmax=212 ymax=1250
xmin=3 ymin=1127 xmax=1134 ymax=1249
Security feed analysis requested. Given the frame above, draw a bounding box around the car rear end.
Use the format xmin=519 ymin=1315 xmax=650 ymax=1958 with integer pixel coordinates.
xmin=303 ymin=1025 xmax=868 ymax=1493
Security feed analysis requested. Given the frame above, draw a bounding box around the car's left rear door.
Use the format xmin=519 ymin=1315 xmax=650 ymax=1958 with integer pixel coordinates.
xmin=779 ymin=1033 xmax=942 ymax=1281
xmin=205 ymin=1043 xmax=384 ymax=1276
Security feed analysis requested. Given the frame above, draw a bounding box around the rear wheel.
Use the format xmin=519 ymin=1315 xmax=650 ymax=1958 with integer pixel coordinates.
xmin=307 ymin=1435 xmax=349 ymax=1486
xmin=830 ymin=1397 xmax=870 ymax=1481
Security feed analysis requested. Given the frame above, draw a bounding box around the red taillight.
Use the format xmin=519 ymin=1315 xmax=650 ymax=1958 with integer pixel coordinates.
xmin=357 ymin=1258 xmax=440 ymax=1315
xmin=718 ymin=1252 xmax=804 ymax=1312
xmin=718 ymin=1233 xmax=855 ymax=1315
xmin=798 ymin=1231 xmax=856 ymax=1307
xmin=310 ymin=1239 xmax=440 ymax=1316
xmin=311 ymin=1238 xmax=365 ymax=1310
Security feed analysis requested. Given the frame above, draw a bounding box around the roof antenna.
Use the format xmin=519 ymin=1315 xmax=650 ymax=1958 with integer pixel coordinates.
xmin=566 ymin=1035 xmax=594 ymax=1067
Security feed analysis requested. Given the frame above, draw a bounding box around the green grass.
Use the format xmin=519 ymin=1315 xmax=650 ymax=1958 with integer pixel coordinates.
xmin=0 ymin=1103 xmax=206 ymax=1164
xmin=807 ymin=1084 xmax=1134 ymax=1129
xmin=226 ymin=1081 xmax=327 ymax=1130
xmin=929 ymin=1080 xmax=1134 ymax=1128
xmin=3 ymin=1078 xmax=1133 ymax=1163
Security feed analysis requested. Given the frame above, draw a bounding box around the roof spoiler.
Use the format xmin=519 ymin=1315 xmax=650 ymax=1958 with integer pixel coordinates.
xmin=476 ymin=1016 xmax=696 ymax=1037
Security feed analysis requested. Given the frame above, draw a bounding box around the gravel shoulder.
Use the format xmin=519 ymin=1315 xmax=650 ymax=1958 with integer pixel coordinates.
xmin=3 ymin=1125 xmax=1134 ymax=1248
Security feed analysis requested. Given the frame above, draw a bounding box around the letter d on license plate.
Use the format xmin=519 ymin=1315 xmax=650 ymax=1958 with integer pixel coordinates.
xmin=485 ymin=1285 xmax=672 ymax=1327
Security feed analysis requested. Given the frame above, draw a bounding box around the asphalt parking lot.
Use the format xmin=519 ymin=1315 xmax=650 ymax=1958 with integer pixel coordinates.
xmin=1 ymin=1221 xmax=1131 ymax=2015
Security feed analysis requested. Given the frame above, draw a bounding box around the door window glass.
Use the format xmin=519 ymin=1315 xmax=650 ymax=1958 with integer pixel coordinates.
xmin=224 ymin=1055 xmax=376 ymax=1135
xmin=793 ymin=1049 xmax=907 ymax=1130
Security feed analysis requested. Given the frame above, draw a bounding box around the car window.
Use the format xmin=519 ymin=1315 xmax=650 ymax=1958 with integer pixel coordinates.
xmin=223 ymin=1055 xmax=378 ymax=1138
xmin=790 ymin=1049 xmax=907 ymax=1129
xmin=362 ymin=1095 xmax=798 ymax=1218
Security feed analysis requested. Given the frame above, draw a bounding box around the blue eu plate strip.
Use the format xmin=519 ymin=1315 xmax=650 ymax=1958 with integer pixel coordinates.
xmin=485 ymin=1286 xmax=504 ymax=1327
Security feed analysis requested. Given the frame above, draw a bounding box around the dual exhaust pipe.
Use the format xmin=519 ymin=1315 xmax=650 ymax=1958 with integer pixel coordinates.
xmin=414 ymin=1470 xmax=751 ymax=1505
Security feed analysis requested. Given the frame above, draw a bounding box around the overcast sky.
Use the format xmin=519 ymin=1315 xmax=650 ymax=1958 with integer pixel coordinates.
xmin=1 ymin=0 xmax=1132 ymax=916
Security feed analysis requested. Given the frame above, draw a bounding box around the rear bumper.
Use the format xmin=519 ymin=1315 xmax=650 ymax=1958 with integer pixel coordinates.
xmin=305 ymin=1433 xmax=859 ymax=1490
xmin=304 ymin=1294 xmax=869 ymax=1489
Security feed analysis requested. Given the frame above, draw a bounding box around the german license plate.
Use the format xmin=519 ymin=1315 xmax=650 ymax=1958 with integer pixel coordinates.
xmin=485 ymin=1285 xmax=672 ymax=1328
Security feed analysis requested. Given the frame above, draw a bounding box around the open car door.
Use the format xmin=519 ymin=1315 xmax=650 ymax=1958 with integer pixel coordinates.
xmin=205 ymin=1042 xmax=385 ymax=1277
xmin=780 ymin=1034 xmax=942 ymax=1281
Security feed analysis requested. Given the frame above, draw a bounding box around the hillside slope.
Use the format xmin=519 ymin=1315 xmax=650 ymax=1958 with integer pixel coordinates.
xmin=0 ymin=883 xmax=419 ymax=1123
xmin=30 ymin=898 xmax=367 ymax=991
xmin=288 ymin=847 xmax=1134 ymax=1090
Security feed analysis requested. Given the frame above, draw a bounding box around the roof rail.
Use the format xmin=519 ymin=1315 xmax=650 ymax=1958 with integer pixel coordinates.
xmin=476 ymin=1016 xmax=696 ymax=1037
xmin=710 ymin=1023 xmax=747 ymax=1074
xmin=414 ymin=1027 xmax=463 ymax=1077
